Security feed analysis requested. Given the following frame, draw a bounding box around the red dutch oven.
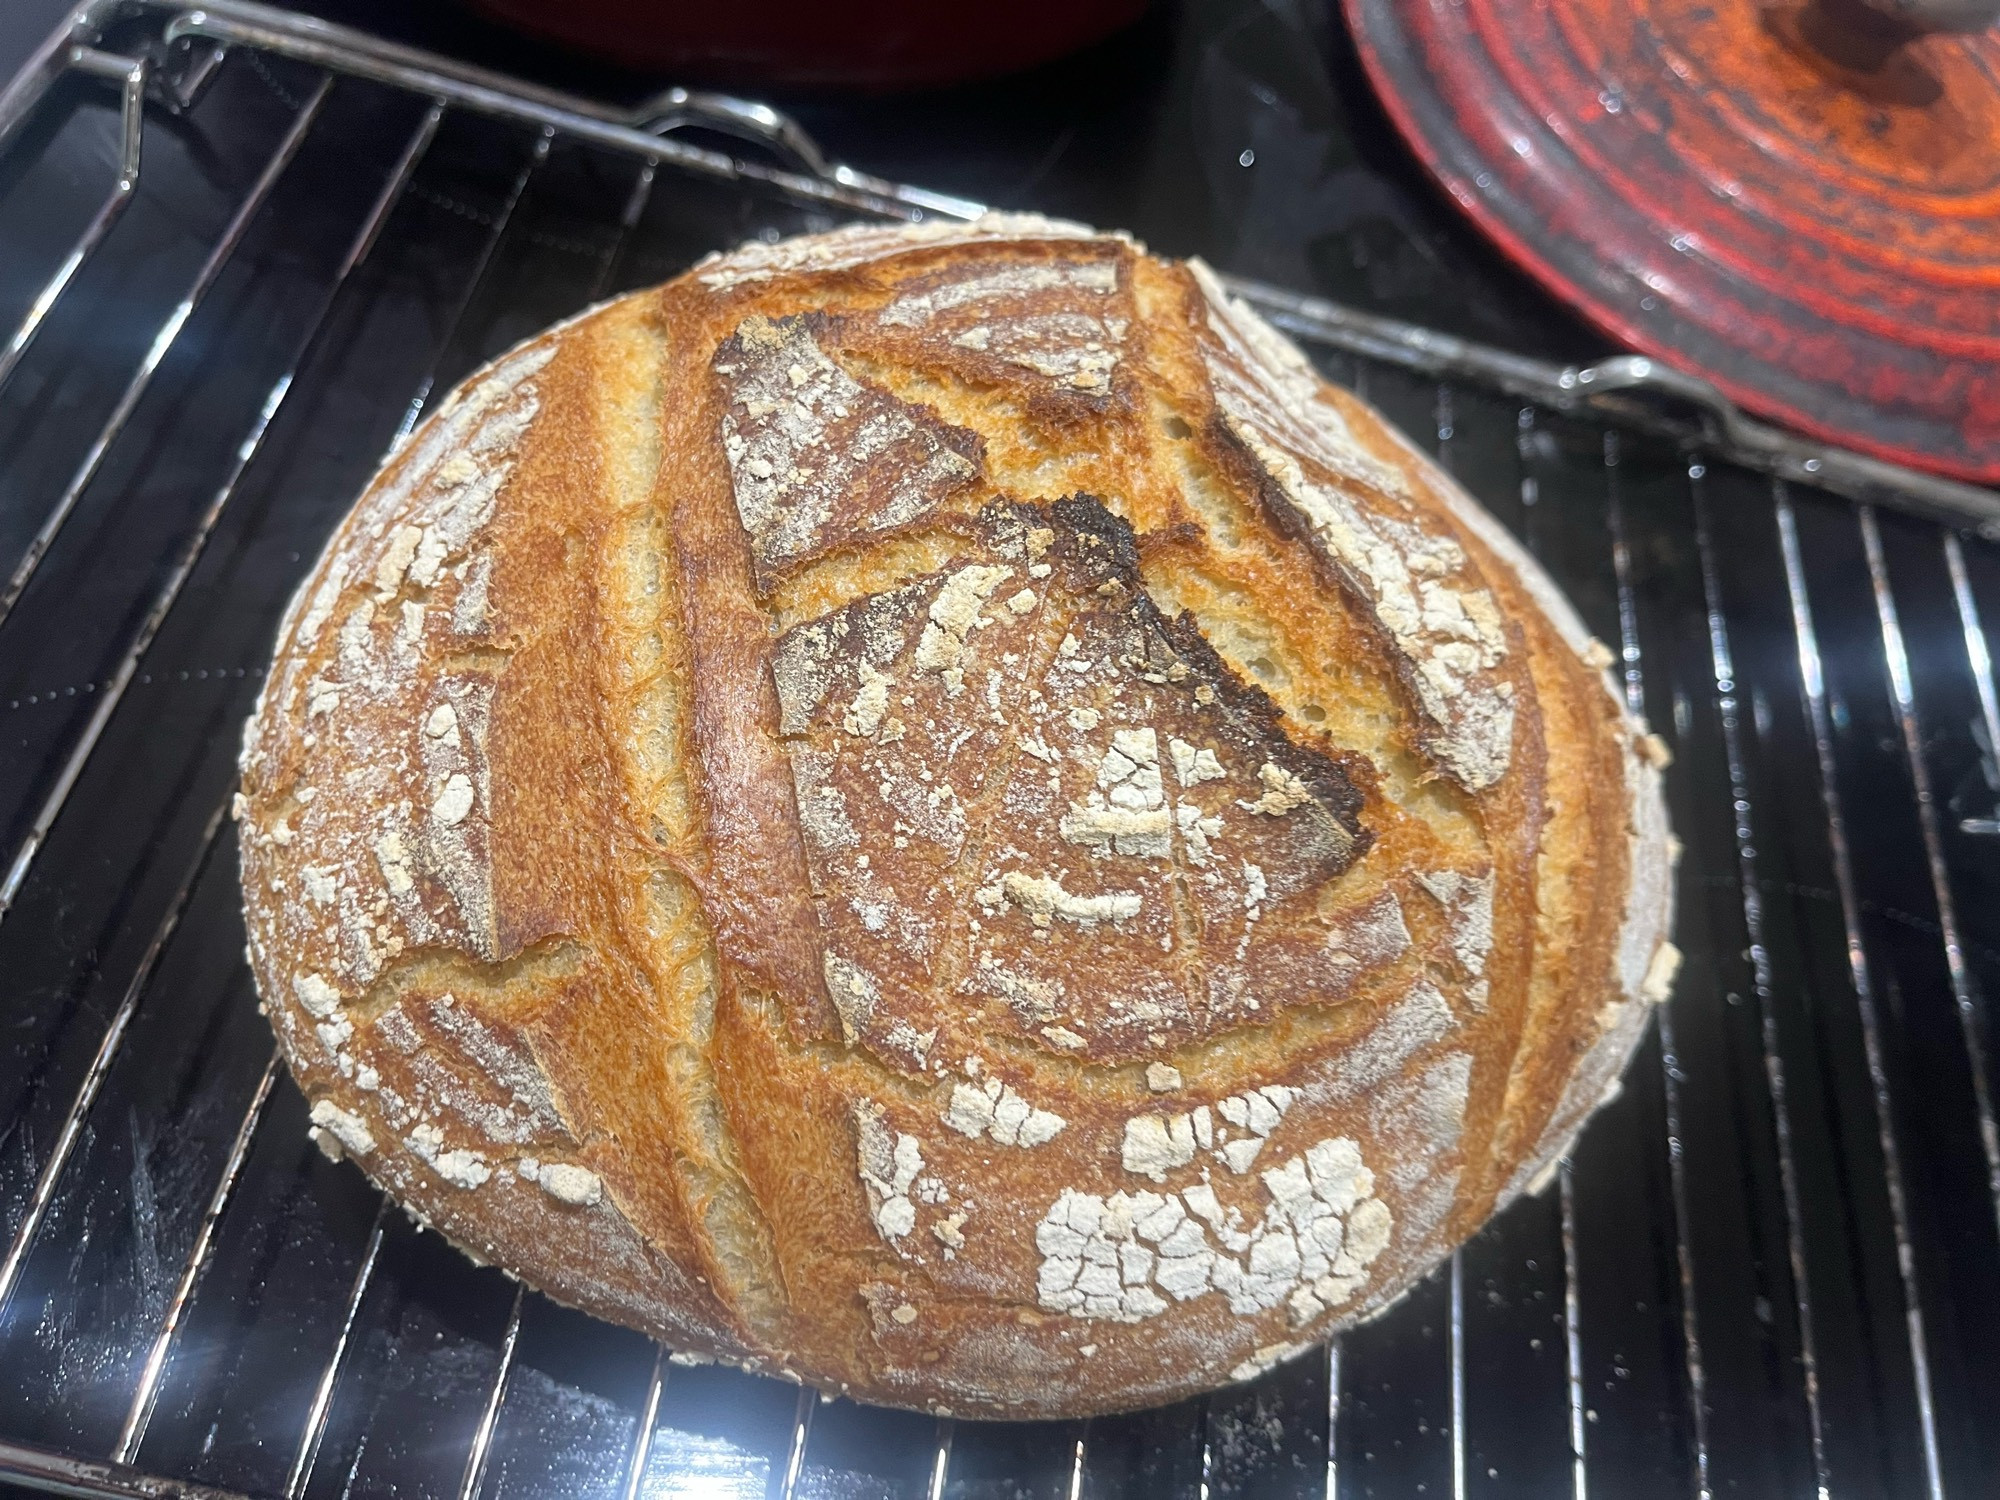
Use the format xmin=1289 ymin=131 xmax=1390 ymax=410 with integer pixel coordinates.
xmin=458 ymin=0 xmax=1152 ymax=88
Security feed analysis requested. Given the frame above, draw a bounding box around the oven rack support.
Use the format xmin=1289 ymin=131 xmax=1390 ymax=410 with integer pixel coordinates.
xmin=0 ymin=5 xmax=1994 ymax=1500
xmin=0 ymin=1 xmax=1993 ymax=539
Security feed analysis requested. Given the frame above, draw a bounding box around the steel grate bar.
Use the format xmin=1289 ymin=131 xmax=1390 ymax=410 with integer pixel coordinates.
xmin=1944 ymin=534 xmax=2000 ymax=836
xmin=617 ymin=1346 xmax=667 ymax=1500
xmin=1688 ymin=468 xmax=1832 ymax=1499
xmin=0 ymin=793 xmax=231 ymax=1320
xmin=926 ymin=1416 xmax=954 ymax=1500
xmin=390 ymin=125 xmax=551 ymax=446
xmin=283 ymin=1201 xmax=389 ymax=1500
xmin=0 ymin=99 xmax=444 ymax=920
xmin=456 ymin=1283 xmax=525 ymax=1500
xmin=0 ymin=68 xmax=334 ymax=632
xmin=1602 ymin=431 xmax=1712 ymax=1497
xmin=1774 ymin=484 xmax=1946 ymax=1500
xmin=1861 ymin=508 xmax=2000 ymax=1236
xmin=778 ymin=1384 xmax=816 ymax=1500
xmin=1198 ymin=1400 xmax=1213 ymax=1500
xmin=113 ymin=1045 xmax=283 ymax=1463
xmin=1560 ymin=1163 xmax=1586 ymax=1500
xmin=1448 ymin=1249 xmax=1466 ymax=1500
xmin=590 ymin=161 xmax=655 ymax=304
xmin=1322 ymin=1342 xmax=1338 ymax=1500
xmin=164 ymin=3 xmax=975 ymax=224
xmin=0 ymin=1434 xmax=256 ymax=1499
xmin=0 ymin=46 xmax=147 ymax=399
xmin=0 ymin=7 xmax=1995 ymax=1497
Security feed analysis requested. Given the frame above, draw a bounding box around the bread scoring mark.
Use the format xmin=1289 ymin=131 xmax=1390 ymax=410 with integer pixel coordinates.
xmin=1187 ymin=262 xmax=1517 ymax=792
xmin=1034 ymin=1134 xmax=1391 ymax=1325
xmin=1484 ymin=736 xmax=1677 ymax=1207
xmin=1184 ymin=261 xmax=1407 ymax=501
xmin=772 ymin=496 xmax=1376 ymax=1062
xmin=875 ymin=256 xmax=1128 ymax=395
xmin=1415 ymin=868 xmax=1495 ymax=996
xmin=1227 ymin=412 xmax=1514 ymax=791
xmin=1120 ymin=1084 xmax=1301 ymax=1181
xmin=942 ymin=1076 xmax=1067 ymax=1147
xmin=713 ymin=314 xmax=982 ymax=588
xmin=691 ymin=212 xmax=1123 ymax=291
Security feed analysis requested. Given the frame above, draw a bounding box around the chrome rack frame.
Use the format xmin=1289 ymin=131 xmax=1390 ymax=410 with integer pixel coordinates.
xmin=0 ymin=0 xmax=1993 ymax=539
xmin=0 ymin=6 xmax=1996 ymax=1500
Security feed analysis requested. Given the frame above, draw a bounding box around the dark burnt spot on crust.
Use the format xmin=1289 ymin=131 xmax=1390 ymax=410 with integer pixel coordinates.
xmin=767 ymin=491 xmax=1381 ymax=1066
xmin=1042 ymin=495 xmax=1372 ymax=869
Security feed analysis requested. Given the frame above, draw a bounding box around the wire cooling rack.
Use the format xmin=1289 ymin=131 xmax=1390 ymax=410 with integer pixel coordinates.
xmin=0 ymin=4 xmax=1997 ymax=1497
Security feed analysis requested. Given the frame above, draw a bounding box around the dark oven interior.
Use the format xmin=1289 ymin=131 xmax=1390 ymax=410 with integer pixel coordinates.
xmin=0 ymin=6 xmax=1997 ymax=1499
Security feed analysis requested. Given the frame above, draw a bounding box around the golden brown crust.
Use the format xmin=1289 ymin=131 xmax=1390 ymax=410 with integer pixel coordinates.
xmin=238 ymin=217 xmax=1675 ymax=1417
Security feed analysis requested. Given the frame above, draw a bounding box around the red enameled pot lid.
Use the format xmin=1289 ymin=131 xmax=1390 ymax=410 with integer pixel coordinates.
xmin=1342 ymin=0 xmax=2000 ymax=482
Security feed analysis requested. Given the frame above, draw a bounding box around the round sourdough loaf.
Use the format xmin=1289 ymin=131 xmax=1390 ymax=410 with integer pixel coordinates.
xmin=238 ymin=215 xmax=1677 ymax=1418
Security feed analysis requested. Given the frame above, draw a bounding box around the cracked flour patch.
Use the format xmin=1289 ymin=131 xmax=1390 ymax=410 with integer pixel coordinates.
xmin=1035 ymin=1135 xmax=1391 ymax=1326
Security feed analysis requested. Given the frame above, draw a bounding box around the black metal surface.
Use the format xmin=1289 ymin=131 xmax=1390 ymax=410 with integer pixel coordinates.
xmin=0 ymin=6 xmax=1998 ymax=1500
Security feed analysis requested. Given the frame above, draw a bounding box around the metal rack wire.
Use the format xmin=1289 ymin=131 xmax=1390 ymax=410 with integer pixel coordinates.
xmin=0 ymin=3 xmax=1995 ymax=1497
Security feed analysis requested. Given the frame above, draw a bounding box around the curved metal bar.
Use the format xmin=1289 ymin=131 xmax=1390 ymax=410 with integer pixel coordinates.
xmin=0 ymin=0 xmax=126 ymax=153
xmin=626 ymin=86 xmax=834 ymax=176
xmin=1775 ymin=487 xmax=1946 ymax=1500
xmin=456 ymin=1285 xmax=526 ymax=1500
xmin=0 ymin=70 xmax=334 ymax=634
xmin=114 ymin=1048 xmax=283 ymax=1464
xmin=2 ymin=2 xmax=1981 ymax=535
xmin=0 ymin=47 xmax=147 ymax=398
xmin=0 ymin=1436 xmax=254 ymax=1499
xmin=1226 ymin=278 xmax=2000 ymax=536
xmin=617 ymin=1346 xmax=668 ymax=1500
xmin=0 ymin=796 xmax=231 ymax=1322
xmin=0 ymin=100 xmax=441 ymax=921
xmin=624 ymin=84 xmax=981 ymax=220
xmin=159 ymin=2 xmax=984 ymax=223
xmin=284 ymin=1200 xmax=390 ymax=1499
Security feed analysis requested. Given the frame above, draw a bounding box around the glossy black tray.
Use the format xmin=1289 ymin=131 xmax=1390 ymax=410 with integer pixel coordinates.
xmin=0 ymin=5 xmax=1996 ymax=1499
